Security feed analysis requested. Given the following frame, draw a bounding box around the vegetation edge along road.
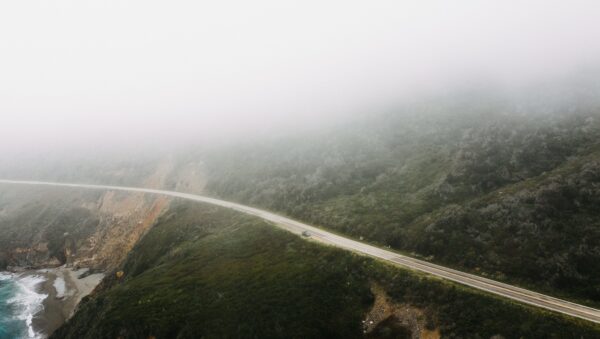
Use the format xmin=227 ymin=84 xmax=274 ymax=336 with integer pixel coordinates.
xmin=1 ymin=179 xmax=599 ymax=324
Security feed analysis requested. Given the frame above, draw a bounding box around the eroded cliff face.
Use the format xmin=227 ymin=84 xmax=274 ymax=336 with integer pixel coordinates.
xmin=0 ymin=158 xmax=208 ymax=271
xmin=71 ymin=190 xmax=171 ymax=270
xmin=0 ymin=185 xmax=170 ymax=271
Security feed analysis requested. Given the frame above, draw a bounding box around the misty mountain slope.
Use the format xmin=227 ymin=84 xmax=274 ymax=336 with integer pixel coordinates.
xmin=51 ymin=202 xmax=600 ymax=339
xmin=0 ymin=154 xmax=161 ymax=187
xmin=0 ymin=152 xmax=207 ymax=195
xmin=199 ymin=104 xmax=600 ymax=304
xmin=205 ymin=102 xmax=599 ymax=223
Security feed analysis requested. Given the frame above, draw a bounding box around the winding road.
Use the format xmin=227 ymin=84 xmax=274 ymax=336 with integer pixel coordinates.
xmin=1 ymin=179 xmax=600 ymax=324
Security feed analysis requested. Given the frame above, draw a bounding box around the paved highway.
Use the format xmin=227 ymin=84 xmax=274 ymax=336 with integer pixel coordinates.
xmin=1 ymin=179 xmax=600 ymax=324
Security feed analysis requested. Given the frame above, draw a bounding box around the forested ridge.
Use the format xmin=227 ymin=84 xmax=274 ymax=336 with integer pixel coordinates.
xmin=201 ymin=94 xmax=600 ymax=305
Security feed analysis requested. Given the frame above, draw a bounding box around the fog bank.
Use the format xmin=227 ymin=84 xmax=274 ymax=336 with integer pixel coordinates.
xmin=1 ymin=0 xmax=600 ymax=155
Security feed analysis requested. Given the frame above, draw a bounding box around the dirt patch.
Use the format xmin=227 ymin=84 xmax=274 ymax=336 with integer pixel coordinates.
xmin=363 ymin=284 xmax=440 ymax=339
xmin=77 ymin=193 xmax=170 ymax=270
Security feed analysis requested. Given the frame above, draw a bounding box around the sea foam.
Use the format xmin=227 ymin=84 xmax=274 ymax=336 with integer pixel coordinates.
xmin=7 ymin=274 xmax=48 ymax=339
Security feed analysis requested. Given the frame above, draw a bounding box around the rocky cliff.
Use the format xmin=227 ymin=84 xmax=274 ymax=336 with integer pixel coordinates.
xmin=0 ymin=185 xmax=170 ymax=271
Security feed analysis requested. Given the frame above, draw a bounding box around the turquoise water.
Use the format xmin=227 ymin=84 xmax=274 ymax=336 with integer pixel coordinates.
xmin=0 ymin=274 xmax=25 ymax=339
xmin=0 ymin=273 xmax=46 ymax=339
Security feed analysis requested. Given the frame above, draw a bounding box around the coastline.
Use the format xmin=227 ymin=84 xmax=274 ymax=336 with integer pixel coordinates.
xmin=26 ymin=267 xmax=104 ymax=338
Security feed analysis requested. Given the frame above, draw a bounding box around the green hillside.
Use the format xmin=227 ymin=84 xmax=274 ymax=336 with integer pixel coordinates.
xmin=52 ymin=202 xmax=600 ymax=338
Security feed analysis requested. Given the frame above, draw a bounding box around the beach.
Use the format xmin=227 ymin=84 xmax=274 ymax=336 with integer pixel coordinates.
xmin=29 ymin=267 xmax=104 ymax=338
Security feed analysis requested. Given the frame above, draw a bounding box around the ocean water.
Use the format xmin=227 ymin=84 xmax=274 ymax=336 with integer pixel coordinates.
xmin=0 ymin=273 xmax=47 ymax=339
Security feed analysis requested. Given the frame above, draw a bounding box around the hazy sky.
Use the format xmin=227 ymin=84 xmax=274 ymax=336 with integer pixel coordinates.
xmin=1 ymin=0 xmax=600 ymax=153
